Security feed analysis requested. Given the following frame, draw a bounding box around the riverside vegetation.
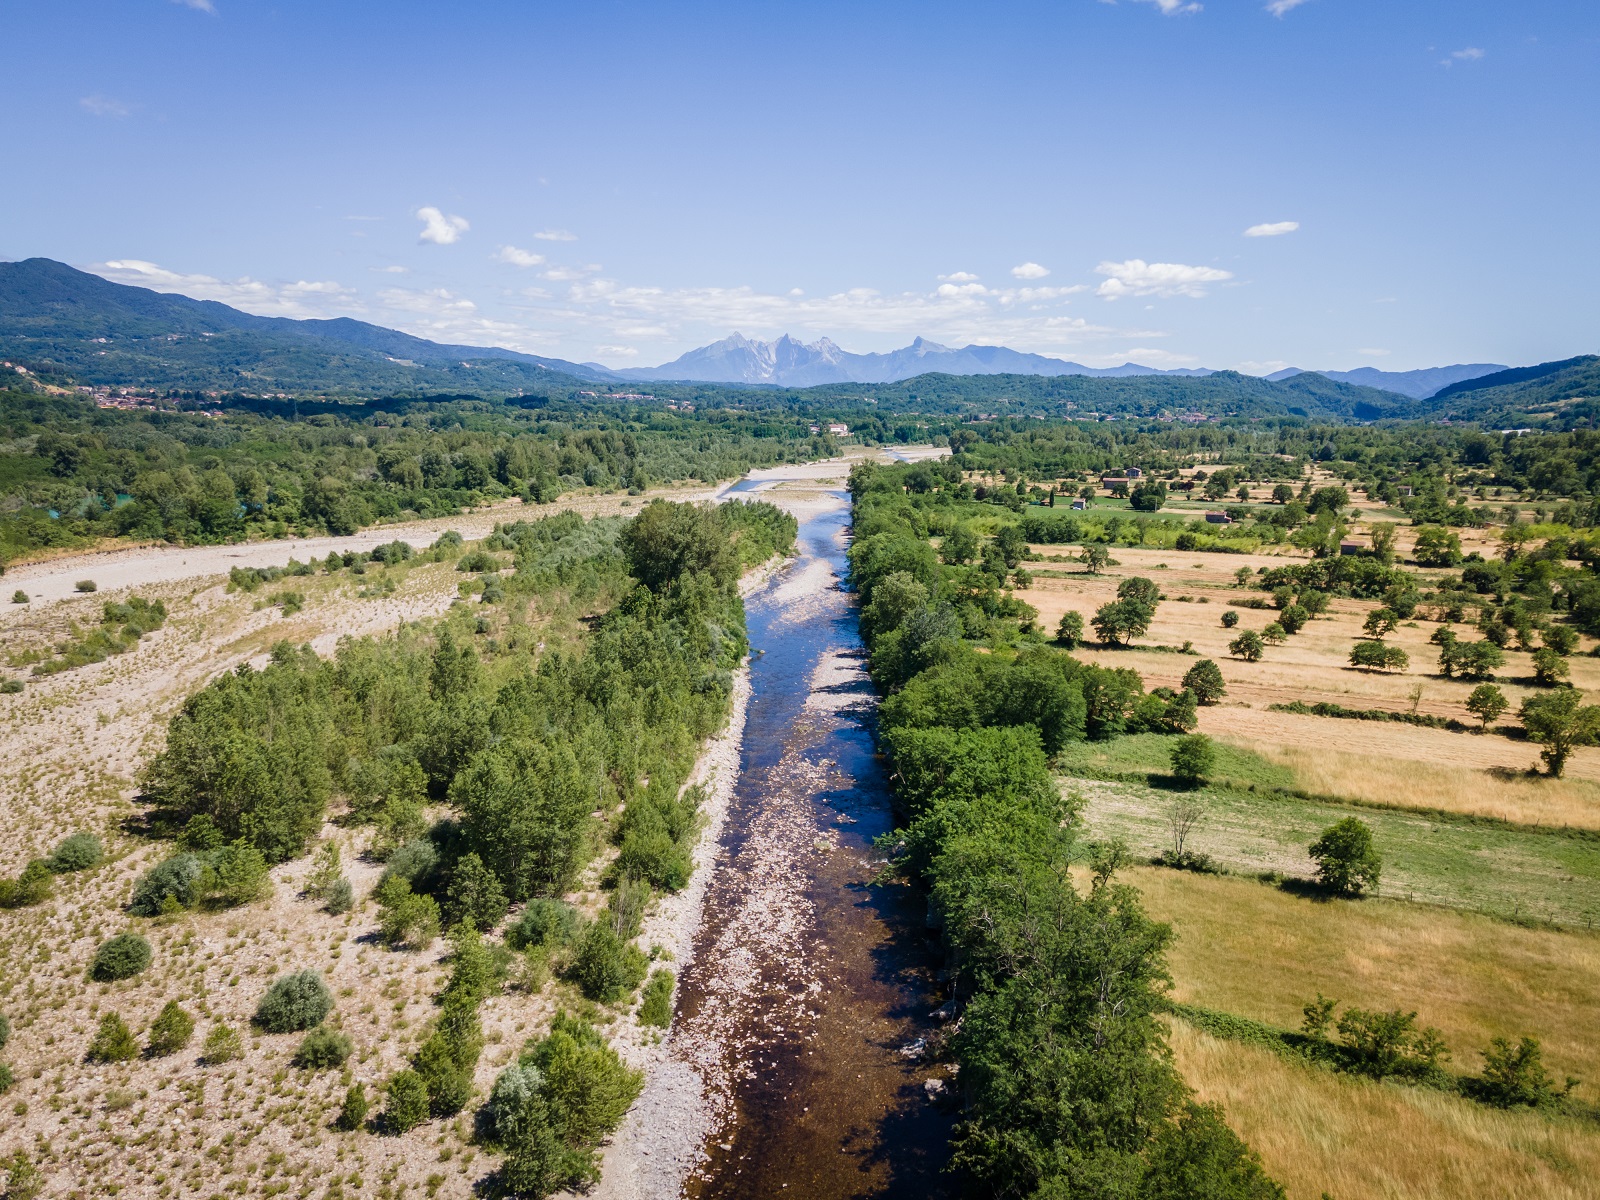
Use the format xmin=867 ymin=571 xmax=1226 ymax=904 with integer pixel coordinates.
xmin=848 ymin=453 xmax=1600 ymax=1200
xmin=0 ymin=495 xmax=794 ymax=1199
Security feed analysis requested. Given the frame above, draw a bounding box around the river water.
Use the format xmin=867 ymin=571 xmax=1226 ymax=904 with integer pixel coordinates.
xmin=675 ymin=494 xmax=957 ymax=1199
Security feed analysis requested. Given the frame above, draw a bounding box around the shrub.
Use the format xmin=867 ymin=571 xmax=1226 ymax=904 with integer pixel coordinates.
xmin=75 ymin=579 xmax=97 ymax=593
xmin=48 ymin=832 xmax=103 ymax=873
xmin=1531 ymin=647 xmax=1570 ymax=687
xmin=325 ymin=876 xmax=354 ymax=914
xmin=294 ymin=1025 xmax=352 ymax=1070
xmin=568 ymin=923 xmax=649 ymax=1003
xmin=383 ymin=1069 xmax=430 ymax=1133
xmin=413 ymin=995 xmax=482 ymax=1117
xmin=1336 ymin=1006 xmax=1447 ymax=1079
xmin=1170 ymin=735 xmax=1216 ymax=786
xmin=638 ymin=969 xmax=675 ymax=1028
xmin=1309 ymin=818 xmax=1381 ymax=896
xmin=376 ymin=877 xmax=441 ymax=949
xmin=1180 ymin=659 xmax=1226 ymax=706
xmin=535 ymin=1012 xmax=645 ymax=1148
xmin=507 ymin=899 xmax=579 ymax=952
xmin=2 ymin=1152 xmax=43 ymax=1200
xmin=144 ymin=1000 xmax=196 ymax=1058
xmin=0 ymin=1011 xmax=9 ymax=1051
xmin=337 ymin=1082 xmax=370 ymax=1131
xmin=10 ymin=590 xmax=26 ymax=604
xmin=90 ymin=933 xmax=152 ymax=981
xmin=128 ymin=853 xmax=204 ymax=915
xmin=0 ymin=1063 xmax=12 ymax=1095
xmin=1479 ymin=1036 xmax=1567 ymax=1107
xmin=254 ymin=971 xmax=333 ymax=1033
xmin=86 ymin=1012 xmax=139 ymax=1063
xmin=1277 ymin=604 xmax=1309 ymax=635
xmin=0 ymin=860 xmax=53 ymax=908
xmin=443 ymin=852 xmax=509 ymax=931
xmin=1260 ymin=622 xmax=1287 ymax=645
xmin=203 ymin=1024 xmax=244 ymax=1064
xmin=1220 ymin=609 xmax=1239 ymax=628
xmin=487 ymin=1061 xmax=546 ymax=1146
xmin=0 ymin=679 xmax=21 ymax=694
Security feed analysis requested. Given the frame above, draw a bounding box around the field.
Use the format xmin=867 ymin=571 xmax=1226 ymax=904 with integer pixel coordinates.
xmin=1022 ymin=480 xmax=1600 ymax=1198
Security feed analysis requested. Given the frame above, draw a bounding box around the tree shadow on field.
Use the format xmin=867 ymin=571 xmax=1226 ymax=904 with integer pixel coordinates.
xmin=1276 ymin=876 xmax=1359 ymax=903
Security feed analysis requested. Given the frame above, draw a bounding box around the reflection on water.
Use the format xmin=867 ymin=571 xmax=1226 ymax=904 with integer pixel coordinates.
xmin=677 ymin=497 xmax=955 ymax=1200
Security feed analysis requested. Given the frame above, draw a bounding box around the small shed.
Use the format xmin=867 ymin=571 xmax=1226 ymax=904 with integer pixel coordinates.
xmin=1339 ymin=542 xmax=1364 ymax=556
xmin=1070 ymin=498 xmax=1087 ymax=511
xmin=1124 ymin=466 xmax=1143 ymax=478
xmin=1204 ymin=511 xmax=1232 ymax=525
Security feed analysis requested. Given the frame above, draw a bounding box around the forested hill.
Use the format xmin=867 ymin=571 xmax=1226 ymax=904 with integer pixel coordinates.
xmin=1420 ymin=355 xmax=1600 ymax=425
xmin=0 ymin=258 xmax=617 ymax=394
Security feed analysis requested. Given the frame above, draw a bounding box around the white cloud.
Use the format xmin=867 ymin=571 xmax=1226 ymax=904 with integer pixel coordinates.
xmin=1235 ymin=360 xmax=1292 ymax=375
xmin=1357 ymin=347 xmax=1391 ymax=357
xmin=542 ymin=264 xmax=602 ymax=282
xmin=1244 ymin=220 xmax=1299 ymax=237
xmin=172 ymin=0 xmax=215 ymax=10
xmin=494 ymin=245 xmax=546 ymax=268
xmin=1134 ymin=0 xmax=1202 ymax=14
xmin=1450 ymin=47 xmax=1485 ymax=62
xmin=533 ymin=229 xmax=578 ymax=242
xmin=1265 ymin=0 xmax=1308 ymax=15
xmin=373 ymin=265 xmax=408 ymax=274
xmin=89 ymin=260 xmax=357 ymax=318
xmin=416 ymin=206 xmax=469 ymax=245
xmin=595 ymin=345 xmax=639 ymax=358
xmin=80 ymin=95 xmax=130 ymax=118
xmin=1011 ymin=262 xmax=1051 ymax=280
xmin=938 ymin=271 xmax=980 ymax=283
xmin=1095 ymin=259 xmax=1233 ymax=299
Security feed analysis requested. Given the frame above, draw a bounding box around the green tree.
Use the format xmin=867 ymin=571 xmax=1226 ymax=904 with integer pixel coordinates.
xmin=336 ymin=1082 xmax=370 ymax=1131
xmin=90 ymin=933 xmax=152 ymax=981
xmin=619 ymin=500 xmax=737 ymax=594
xmin=1054 ymin=610 xmax=1084 ymax=649
xmin=253 ymin=971 xmax=333 ymax=1033
xmin=1530 ymin=647 xmax=1570 ymax=687
xmin=87 ymin=1012 xmax=139 ymax=1063
xmin=1079 ymin=544 xmax=1110 ymax=574
xmin=1228 ymin=630 xmax=1264 ymax=662
xmin=1479 ymin=1036 xmax=1567 ymax=1108
xmin=1362 ymin=607 xmax=1399 ymax=638
xmin=383 ymin=1069 xmax=430 ymax=1134
xmin=146 ymin=1001 xmax=195 ymax=1057
xmin=1413 ymin=526 xmax=1462 ymax=567
xmin=1519 ymin=689 xmax=1600 ymax=777
xmin=1221 ymin=609 xmax=1239 ymax=628
xmin=1170 ymin=734 xmax=1216 ymax=785
xmin=1309 ymin=818 xmax=1381 ymax=896
xmin=1277 ymin=603 xmax=1310 ymax=635
xmin=443 ymin=851 xmax=509 ymax=931
xmin=1465 ymin=683 xmax=1508 ymax=730
xmin=1092 ymin=599 xmax=1154 ymax=647
xmin=1129 ymin=479 xmax=1168 ymax=512
xmin=1348 ymin=641 xmax=1407 ymax=673
xmin=1181 ymin=659 xmax=1226 ymax=705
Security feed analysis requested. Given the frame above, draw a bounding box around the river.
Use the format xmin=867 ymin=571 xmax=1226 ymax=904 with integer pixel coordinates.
xmin=674 ymin=490 xmax=957 ymax=1199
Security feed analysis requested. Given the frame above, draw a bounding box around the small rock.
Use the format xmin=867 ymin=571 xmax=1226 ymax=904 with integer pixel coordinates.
xmin=898 ymin=1037 xmax=926 ymax=1060
xmin=923 ymin=1078 xmax=946 ymax=1098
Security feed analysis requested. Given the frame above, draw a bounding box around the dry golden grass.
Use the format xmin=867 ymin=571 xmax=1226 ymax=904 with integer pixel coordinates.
xmin=1129 ymin=865 xmax=1600 ymax=1088
xmin=1170 ymin=1022 xmax=1600 ymax=1200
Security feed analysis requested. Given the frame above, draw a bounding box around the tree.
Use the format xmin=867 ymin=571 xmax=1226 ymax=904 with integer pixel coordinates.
xmin=1543 ymin=624 xmax=1580 ymax=656
xmin=1141 ymin=1102 xmax=1286 ymax=1200
xmin=1220 ymin=609 xmax=1239 ymax=629
xmin=1465 ymin=683 xmax=1508 ymax=730
xmin=146 ymin=1001 xmax=195 ymax=1057
xmin=90 ymin=933 xmax=152 ymax=981
xmin=1092 ymin=599 xmax=1154 ymax=647
xmin=1181 ymin=659 xmax=1226 ymax=705
xmin=939 ymin=524 xmax=979 ymax=565
xmin=253 ymin=971 xmax=333 ymax=1033
xmin=1519 ymin=689 xmax=1600 ymax=777
xmin=87 ymin=1012 xmax=139 ymax=1063
xmin=1079 ymin=544 xmax=1110 ymax=574
xmin=1413 ymin=526 xmax=1462 ymax=567
xmin=1271 ymin=484 xmax=1294 ymax=504
xmin=1479 ymin=1036 xmax=1567 ymax=1108
xmin=1277 ymin=604 xmax=1310 ymax=635
xmin=1531 ymin=647 xmax=1570 ymax=687
xmin=1118 ymin=576 xmax=1162 ymax=608
xmin=618 ymin=500 xmax=737 ymax=593
xmin=1129 ymin=479 xmax=1168 ymax=512
xmin=1165 ymin=793 xmax=1206 ymax=864
xmin=1362 ymin=608 xmax=1399 ymax=638
xmin=337 ymin=1082 xmax=370 ymax=1131
xmin=443 ymin=852 xmax=509 ymax=931
xmin=1170 ymin=734 xmax=1215 ymax=786
xmin=1054 ymin=610 xmax=1084 ymax=649
xmin=383 ymin=1069 xmax=430 ymax=1133
xmin=1309 ymin=817 xmax=1381 ymax=896
xmin=1369 ymin=523 xmax=1398 ymax=565
xmin=1228 ymin=630 xmax=1264 ymax=662
xmin=294 ymin=1025 xmax=353 ymax=1070
xmin=1260 ymin=622 xmax=1287 ymax=645
xmin=1348 ymin=642 xmax=1408 ymax=673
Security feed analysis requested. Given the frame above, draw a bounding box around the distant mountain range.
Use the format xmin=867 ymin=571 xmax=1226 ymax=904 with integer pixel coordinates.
xmin=612 ymin=332 xmax=1213 ymax=387
xmin=0 ymin=258 xmax=1584 ymax=422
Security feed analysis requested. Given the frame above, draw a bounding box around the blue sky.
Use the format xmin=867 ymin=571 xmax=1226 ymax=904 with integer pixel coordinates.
xmin=4 ymin=0 xmax=1597 ymax=373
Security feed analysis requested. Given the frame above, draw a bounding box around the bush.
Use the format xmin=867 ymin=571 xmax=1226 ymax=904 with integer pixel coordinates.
xmin=507 ymin=899 xmax=579 ymax=952
xmin=325 ymin=876 xmax=354 ymax=914
xmin=10 ymin=590 xmax=26 ymax=604
xmin=90 ymin=933 xmax=152 ymax=981
xmin=146 ymin=1000 xmax=196 ymax=1057
xmin=0 ymin=860 xmax=53 ymax=908
xmin=1531 ymin=647 xmax=1570 ymax=687
xmin=384 ymin=1069 xmax=430 ymax=1133
xmin=1228 ymin=630 xmax=1264 ymax=662
xmin=568 ymin=923 xmax=649 ymax=1003
xmin=75 ymin=579 xmax=97 ymax=593
xmin=376 ymin=877 xmax=441 ymax=949
xmin=0 ymin=679 xmax=21 ymax=694
xmin=1220 ymin=609 xmax=1239 ymax=628
xmin=1479 ymin=1036 xmax=1567 ymax=1107
xmin=487 ymin=1061 xmax=547 ymax=1146
xmin=0 ymin=1011 xmax=9 ymax=1051
xmin=86 ymin=1012 xmax=139 ymax=1062
xmin=1170 ymin=735 xmax=1216 ymax=786
xmin=443 ymin=851 xmax=509 ymax=931
xmin=1054 ymin=609 xmax=1085 ymax=649
xmin=294 ymin=1025 xmax=353 ymax=1070
xmin=128 ymin=853 xmax=204 ymax=915
xmin=1181 ymin=659 xmax=1226 ymax=705
xmin=2 ymin=1151 xmax=43 ymax=1200
xmin=203 ymin=1024 xmax=244 ymax=1064
xmin=337 ymin=1082 xmax=370 ymax=1131
xmin=1277 ymin=604 xmax=1309 ymax=635
xmin=1309 ymin=818 xmax=1381 ymax=896
xmin=48 ymin=832 xmax=103 ymax=873
xmin=1336 ymin=1006 xmax=1447 ymax=1079
xmin=413 ymin=995 xmax=483 ymax=1117
xmin=254 ymin=971 xmax=333 ymax=1033
xmin=638 ymin=969 xmax=675 ymax=1028
xmin=0 ymin=1063 xmax=12 ymax=1095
